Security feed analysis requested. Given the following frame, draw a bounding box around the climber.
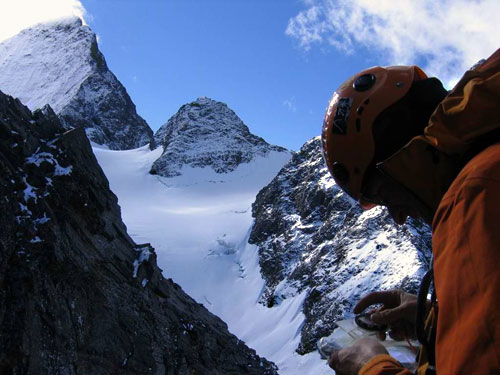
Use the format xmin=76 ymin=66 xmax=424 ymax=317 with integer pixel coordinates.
xmin=321 ymin=47 xmax=500 ymax=375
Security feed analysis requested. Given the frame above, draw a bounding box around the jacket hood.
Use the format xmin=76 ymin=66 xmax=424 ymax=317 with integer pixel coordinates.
xmin=378 ymin=48 xmax=500 ymax=213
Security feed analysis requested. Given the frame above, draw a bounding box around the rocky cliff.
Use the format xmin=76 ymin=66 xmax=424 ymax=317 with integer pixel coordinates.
xmin=249 ymin=137 xmax=433 ymax=354
xmin=151 ymin=97 xmax=288 ymax=177
xmin=0 ymin=90 xmax=277 ymax=374
xmin=0 ymin=17 xmax=153 ymax=150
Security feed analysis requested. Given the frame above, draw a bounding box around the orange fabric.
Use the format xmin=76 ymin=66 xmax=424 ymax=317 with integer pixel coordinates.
xmin=359 ymin=354 xmax=411 ymax=375
xmin=432 ymin=143 xmax=500 ymax=374
xmin=424 ymin=48 xmax=500 ymax=155
xmin=378 ymin=48 xmax=500 ymax=213
xmin=364 ymin=48 xmax=500 ymax=374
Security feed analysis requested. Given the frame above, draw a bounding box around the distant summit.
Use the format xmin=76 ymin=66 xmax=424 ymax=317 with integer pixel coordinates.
xmin=151 ymin=97 xmax=289 ymax=177
xmin=0 ymin=17 xmax=154 ymax=150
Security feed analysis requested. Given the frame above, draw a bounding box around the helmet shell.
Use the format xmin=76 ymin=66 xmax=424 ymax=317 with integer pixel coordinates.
xmin=321 ymin=65 xmax=427 ymax=201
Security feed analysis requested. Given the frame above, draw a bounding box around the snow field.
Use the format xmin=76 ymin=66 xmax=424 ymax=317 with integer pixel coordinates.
xmin=94 ymin=145 xmax=332 ymax=375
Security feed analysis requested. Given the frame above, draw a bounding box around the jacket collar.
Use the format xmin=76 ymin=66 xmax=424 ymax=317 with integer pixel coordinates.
xmin=377 ymin=47 xmax=500 ymax=214
xmin=377 ymin=137 xmax=460 ymax=214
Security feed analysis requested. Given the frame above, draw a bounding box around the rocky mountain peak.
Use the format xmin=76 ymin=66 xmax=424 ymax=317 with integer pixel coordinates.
xmin=0 ymin=17 xmax=154 ymax=150
xmin=151 ymin=97 xmax=289 ymax=177
xmin=249 ymin=136 xmax=433 ymax=354
xmin=193 ymin=96 xmax=219 ymax=105
xmin=0 ymin=89 xmax=277 ymax=374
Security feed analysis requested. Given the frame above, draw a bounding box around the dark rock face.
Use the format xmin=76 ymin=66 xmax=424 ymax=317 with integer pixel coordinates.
xmin=0 ymin=90 xmax=277 ymax=374
xmin=151 ymin=97 xmax=288 ymax=177
xmin=249 ymin=137 xmax=432 ymax=354
xmin=58 ymin=63 xmax=154 ymax=151
xmin=0 ymin=17 xmax=154 ymax=150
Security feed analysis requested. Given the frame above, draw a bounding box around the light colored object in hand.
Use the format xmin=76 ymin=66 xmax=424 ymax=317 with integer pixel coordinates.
xmin=317 ymin=319 xmax=417 ymax=368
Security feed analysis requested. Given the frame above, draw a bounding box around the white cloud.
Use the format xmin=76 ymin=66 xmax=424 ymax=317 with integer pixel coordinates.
xmin=283 ymin=98 xmax=297 ymax=112
xmin=0 ymin=0 xmax=86 ymax=42
xmin=286 ymin=0 xmax=500 ymax=87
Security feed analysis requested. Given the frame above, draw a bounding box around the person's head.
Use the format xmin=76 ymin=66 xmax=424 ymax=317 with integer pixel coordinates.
xmin=322 ymin=66 xmax=448 ymax=224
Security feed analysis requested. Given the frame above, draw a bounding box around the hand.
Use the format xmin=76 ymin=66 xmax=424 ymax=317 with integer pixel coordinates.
xmin=354 ymin=290 xmax=418 ymax=341
xmin=328 ymin=338 xmax=388 ymax=375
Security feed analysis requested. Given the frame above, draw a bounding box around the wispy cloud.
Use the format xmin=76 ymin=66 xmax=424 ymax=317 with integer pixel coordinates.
xmin=283 ymin=98 xmax=297 ymax=112
xmin=0 ymin=0 xmax=87 ymax=42
xmin=286 ymin=0 xmax=500 ymax=86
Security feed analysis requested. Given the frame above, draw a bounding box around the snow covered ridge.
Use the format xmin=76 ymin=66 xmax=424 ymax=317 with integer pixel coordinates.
xmin=151 ymin=97 xmax=289 ymax=177
xmin=249 ymin=137 xmax=433 ymax=354
xmin=0 ymin=17 xmax=153 ymax=150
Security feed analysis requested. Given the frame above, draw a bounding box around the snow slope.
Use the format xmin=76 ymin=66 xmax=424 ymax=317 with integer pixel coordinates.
xmin=0 ymin=18 xmax=153 ymax=150
xmin=93 ymin=145 xmax=332 ymax=375
xmin=0 ymin=18 xmax=92 ymax=113
xmin=250 ymin=138 xmax=432 ymax=353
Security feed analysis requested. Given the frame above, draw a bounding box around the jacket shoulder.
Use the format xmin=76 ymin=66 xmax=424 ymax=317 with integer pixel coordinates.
xmin=435 ymin=142 xmax=500 ymax=216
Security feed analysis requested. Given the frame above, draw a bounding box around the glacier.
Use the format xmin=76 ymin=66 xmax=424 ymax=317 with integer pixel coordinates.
xmin=93 ymin=143 xmax=335 ymax=375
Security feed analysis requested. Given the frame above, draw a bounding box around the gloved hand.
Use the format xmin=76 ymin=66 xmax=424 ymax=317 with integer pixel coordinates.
xmin=354 ymin=289 xmax=419 ymax=341
xmin=328 ymin=337 xmax=388 ymax=375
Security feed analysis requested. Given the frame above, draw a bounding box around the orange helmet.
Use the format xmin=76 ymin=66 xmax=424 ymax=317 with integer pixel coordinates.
xmin=321 ymin=65 xmax=427 ymax=206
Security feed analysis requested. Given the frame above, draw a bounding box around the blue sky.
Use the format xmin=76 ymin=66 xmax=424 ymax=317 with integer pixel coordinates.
xmin=1 ymin=0 xmax=499 ymax=151
xmin=81 ymin=0 xmax=369 ymax=151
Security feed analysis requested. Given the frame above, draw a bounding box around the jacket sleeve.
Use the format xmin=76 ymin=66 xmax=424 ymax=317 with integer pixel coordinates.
xmin=359 ymin=354 xmax=412 ymax=375
xmin=432 ymin=144 xmax=500 ymax=374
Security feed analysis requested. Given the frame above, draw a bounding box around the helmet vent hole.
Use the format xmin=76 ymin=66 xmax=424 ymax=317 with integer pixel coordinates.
xmin=356 ymin=106 xmax=364 ymax=115
xmin=356 ymin=118 xmax=361 ymax=132
xmin=353 ymin=74 xmax=376 ymax=91
xmin=332 ymin=162 xmax=349 ymax=185
xmin=364 ymin=98 xmax=370 ymax=105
